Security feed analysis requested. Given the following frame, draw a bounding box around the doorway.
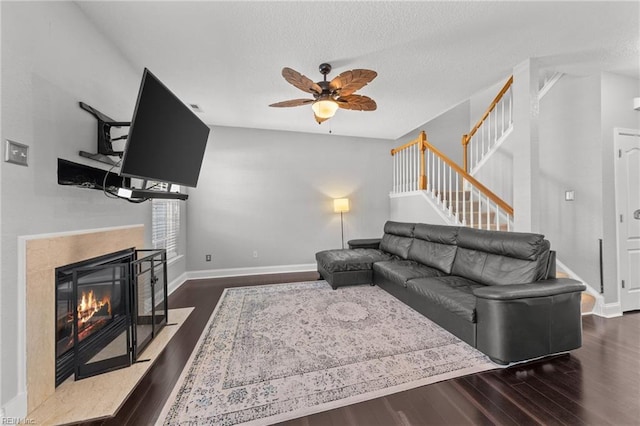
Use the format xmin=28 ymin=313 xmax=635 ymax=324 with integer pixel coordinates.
xmin=615 ymin=128 xmax=640 ymax=312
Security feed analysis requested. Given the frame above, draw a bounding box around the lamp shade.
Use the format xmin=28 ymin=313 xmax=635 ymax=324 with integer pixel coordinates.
xmin=312 ymin=99 xmax=339 ymax=119
xmin=333 ymin=198 xmax=350 ymax=213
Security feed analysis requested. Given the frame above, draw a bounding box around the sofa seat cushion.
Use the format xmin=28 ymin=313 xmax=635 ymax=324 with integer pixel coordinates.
xmin=406 ymin=276 xmax=486 ymax=323
xmin=373 ymin=260 xmax=445 ymax=287
xmin=315 ymin=249 xmax=392 ymax=273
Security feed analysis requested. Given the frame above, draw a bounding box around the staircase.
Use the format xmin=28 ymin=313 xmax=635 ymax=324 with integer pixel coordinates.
xmin=389 ymin=69 xmax=598 ymax=315
xmin=391 ymin=131 xmax=513 ymax=231
xmin=436 ymin=190 xmax=509 ymax=231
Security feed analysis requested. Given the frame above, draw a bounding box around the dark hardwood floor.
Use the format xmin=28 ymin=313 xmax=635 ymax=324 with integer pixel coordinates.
xmin=87 ymin=273 xmax=640 ymax=426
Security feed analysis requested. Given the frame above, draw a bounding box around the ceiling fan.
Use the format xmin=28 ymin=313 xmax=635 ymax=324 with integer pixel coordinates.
xmin=269 ymin=63 xmax=377 ymax=124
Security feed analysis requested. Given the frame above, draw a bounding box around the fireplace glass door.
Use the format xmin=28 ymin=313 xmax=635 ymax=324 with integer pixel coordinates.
xmin=72 ymin=262 xmax=131 ymax=381
xmin=131 ymin=249 xmax=168 ymax=360
xmin=55 ymin=248 xmax=134 ymax=387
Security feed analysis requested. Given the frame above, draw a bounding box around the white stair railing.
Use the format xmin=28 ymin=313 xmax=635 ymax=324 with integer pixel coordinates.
xmin=462 ymin=76 xmax=514 ymax=174
xmin=538 ymin=71 xmax=563 ymax=100
xmin=391 ymin=136 xmax=425 ymax=194
xmin=392 ymin=132 xmax=513 ymax=231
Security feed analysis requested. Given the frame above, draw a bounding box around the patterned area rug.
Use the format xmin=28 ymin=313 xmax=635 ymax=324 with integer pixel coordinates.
xmin=159 ymin=281 xmax=496 ymax=425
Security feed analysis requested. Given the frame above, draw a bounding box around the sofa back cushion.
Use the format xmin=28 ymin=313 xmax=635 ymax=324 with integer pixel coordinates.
xmin=451 ymin=227 xmax=551 ymax=285
xmin=379 ymin=221 xmax=415 ymax=259
xmin=408 ymin=224 xmax=459 ymax=274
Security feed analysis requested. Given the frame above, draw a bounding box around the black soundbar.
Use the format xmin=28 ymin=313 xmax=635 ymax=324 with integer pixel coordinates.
xmin=117 ymin=187 xmax=188 ymax=200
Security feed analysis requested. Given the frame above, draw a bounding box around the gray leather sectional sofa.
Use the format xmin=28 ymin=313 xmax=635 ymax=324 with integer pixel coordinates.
xmin=315 ymin=221 xmax=586 ymax=364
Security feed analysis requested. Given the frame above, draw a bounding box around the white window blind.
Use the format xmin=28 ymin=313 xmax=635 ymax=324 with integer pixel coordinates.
xmin=151 ymin=183 xmax=180 ymax=259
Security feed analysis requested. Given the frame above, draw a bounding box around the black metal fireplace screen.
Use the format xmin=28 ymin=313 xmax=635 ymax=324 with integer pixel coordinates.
xmin=55 ymin=248 xmax=167 ymax=387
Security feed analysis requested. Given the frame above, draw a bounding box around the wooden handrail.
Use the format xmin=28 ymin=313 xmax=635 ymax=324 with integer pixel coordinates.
xmin=391 ymin=131 xmax=513 ymax=215
xmin=424 ymin=135 xmax=514 ymax=216
xmin=463 ymin=75 xmax=513 ymax=146
xmin=390 ymin=136 xmax=422 ymax=156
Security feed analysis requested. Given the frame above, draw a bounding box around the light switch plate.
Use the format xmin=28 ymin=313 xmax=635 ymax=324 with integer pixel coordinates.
xmin=565 ymin=190 xmax=575 ymax=201
xmin=5 ymin=139 xmax=29 ymax=166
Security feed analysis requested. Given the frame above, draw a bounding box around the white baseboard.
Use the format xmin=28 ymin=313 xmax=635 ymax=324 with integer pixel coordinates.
xmin=186 ymin=263 xmax=317 ymax=282
xmin=2 ymin=391 xmax=27 ymax=419
xmin=598 ymin=302 xmax=623 ymax=318
xmin=167 ymin=271 xmax=188 ymax=296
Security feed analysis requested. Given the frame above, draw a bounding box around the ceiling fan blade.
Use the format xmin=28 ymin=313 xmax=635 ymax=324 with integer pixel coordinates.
xmin=336 ymin=94 xmax=377 ymax=111
xmin=282 ymin=67 xmax=322 ymax=95
xmin=269 ymin=98 xmax=315 ymax=107
xmin=329 ymin=69 xmax=377 ymax=96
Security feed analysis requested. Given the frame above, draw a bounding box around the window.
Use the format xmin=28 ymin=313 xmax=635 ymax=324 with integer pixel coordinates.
xmin=151 ymin=183 xmax=180 ymax=259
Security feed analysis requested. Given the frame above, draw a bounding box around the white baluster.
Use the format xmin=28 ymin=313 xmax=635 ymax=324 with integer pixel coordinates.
xmin=487 ymin=111 xmax=491 ymax=151
xmin=486 ymin=194 xmax=490 ymax=230
xmin=455 ymin=174 xmax=460 ymax=223
xmin=509 ymin=89 xmax=513 ymax=126
xmin=469 ymin=186 xmax=474 ymax=228
xmin=448 ymin=167 xmax=452 ymax=214
xmin=397 ymin=151 xmax=401 ymax=193
xmin=392 ymin=154 xmax=396 ymax=193
xmin=410 ymin=145 xmax=414 ymax=191
xmin=403 ymin=150 xmax=407 ymax=192
xmin=413 ymin=144 xmax=420 ymax=191
xmin=478 ymin=190 xmax=482 ymax=230
xmin=462 ymin=178 xmax=467 ymax=225
xmin=436 ymin=157 xmax=441 ymax=204
xmin=496 ymin=202 xmax=500 ymax=231
xmin=501 ymin=98 xmax=505 ymax=135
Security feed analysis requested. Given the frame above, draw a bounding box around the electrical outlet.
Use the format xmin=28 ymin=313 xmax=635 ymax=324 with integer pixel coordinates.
xmin=253 ymin=250 xmax=258 ymax=258
xmin=565 ymin=190 xmax=575 ymax=201
xmin=5 ymin=139 xmax=29 ymax=166
xmin=205 ymin=254 xmax=212 ymax=262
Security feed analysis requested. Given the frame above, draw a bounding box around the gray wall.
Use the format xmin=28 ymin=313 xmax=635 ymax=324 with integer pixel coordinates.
xmin=537 ymin=72 xmax=640 ymax=305
xmin=186 ymin=126 xmax=393 ymax=272
xmin=396 ymin=100 xmax=470 ymax=165
xmin=538 ymin=74 xmax=603 ymax=292
xmin=1 ymin=2 xmax=161 ymax=410
xmin=390 ymin=194 xmax=449 ymax=225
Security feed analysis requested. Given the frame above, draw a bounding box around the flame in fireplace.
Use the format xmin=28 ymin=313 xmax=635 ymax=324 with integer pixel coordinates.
xmin=77 ymin=290 xmax=111 ymax=324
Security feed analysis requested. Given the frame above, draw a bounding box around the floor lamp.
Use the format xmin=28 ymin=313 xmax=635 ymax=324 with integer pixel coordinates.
xmin=333 ymin=198 xmax=350 ymax=249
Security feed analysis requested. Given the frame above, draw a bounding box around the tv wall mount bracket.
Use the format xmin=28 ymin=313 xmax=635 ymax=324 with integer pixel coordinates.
xmin=79 ymin=102 xmax=130 ymax=166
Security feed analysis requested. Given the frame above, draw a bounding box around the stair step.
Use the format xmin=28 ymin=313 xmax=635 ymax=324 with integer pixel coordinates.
xmin=436 ymin=190 xmax=472 ymax=202
xmin=581 ymin=292 xmax=596 ymax=314
xmin=452 ymin=212 xmax=497 ymax=225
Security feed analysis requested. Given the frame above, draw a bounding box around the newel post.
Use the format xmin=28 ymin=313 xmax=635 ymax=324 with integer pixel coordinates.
xmin=462 ymin=134 xmax=469 ymax=173
xmin=419 ymin=131 xmax=427 ymax=190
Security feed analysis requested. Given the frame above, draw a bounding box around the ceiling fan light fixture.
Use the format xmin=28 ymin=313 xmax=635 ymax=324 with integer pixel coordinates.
xmin=311 ymin=99 xmax=338 ymax=120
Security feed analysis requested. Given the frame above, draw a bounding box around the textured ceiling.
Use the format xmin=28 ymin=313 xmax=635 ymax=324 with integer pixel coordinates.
xmin=76 ymin=1 xmax=640 ymax=140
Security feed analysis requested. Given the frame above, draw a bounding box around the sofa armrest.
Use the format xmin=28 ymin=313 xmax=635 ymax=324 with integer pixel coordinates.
xmin=473 ymin=278 xmax=586 ymax=300
xmin=474 ymin=278 xmax=586 ymax=364
xmin=347 ymin=238 xmax=382 ymax=249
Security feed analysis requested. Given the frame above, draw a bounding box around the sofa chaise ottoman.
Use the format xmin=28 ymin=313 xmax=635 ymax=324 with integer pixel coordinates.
xmin=315 ymin=221 xmax=586 ymax=364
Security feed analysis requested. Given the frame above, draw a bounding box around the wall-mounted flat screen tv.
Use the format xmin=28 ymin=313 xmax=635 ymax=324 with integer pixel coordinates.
xmin=120 ymin=68 xmax=210 ymax=188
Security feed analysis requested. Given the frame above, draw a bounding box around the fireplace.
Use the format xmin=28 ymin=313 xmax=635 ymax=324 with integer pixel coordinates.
xmin=54 ymin=247 xmax=169 ymax=387
xmin=55 ymin=248 xmax=134 ymax=386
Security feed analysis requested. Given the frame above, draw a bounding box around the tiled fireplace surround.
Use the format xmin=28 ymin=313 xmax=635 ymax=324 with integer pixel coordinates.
xmin=21 ymin=225 xmax=144 ymax=414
